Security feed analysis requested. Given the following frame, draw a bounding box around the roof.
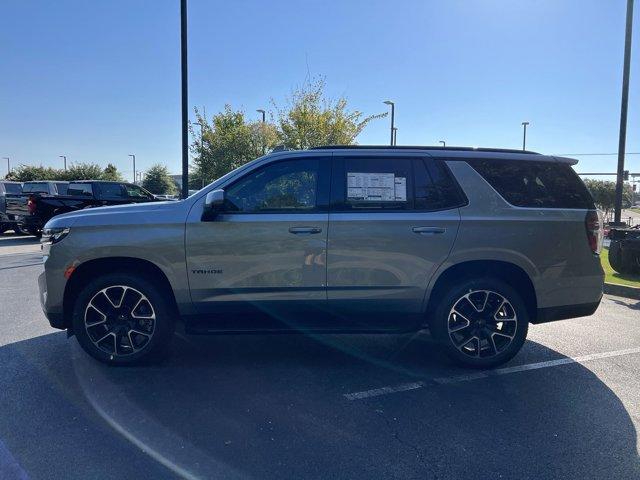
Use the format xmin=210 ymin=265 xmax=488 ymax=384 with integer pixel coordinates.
xmin=271 ymin=145 xmax=578 ymax=165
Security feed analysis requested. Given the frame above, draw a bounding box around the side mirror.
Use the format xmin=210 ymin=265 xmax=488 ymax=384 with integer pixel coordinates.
xmin=204 ymin=189 xmax=225 ymax=212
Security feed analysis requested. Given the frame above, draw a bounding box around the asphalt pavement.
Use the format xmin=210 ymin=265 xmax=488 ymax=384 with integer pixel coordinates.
xmin=0 ymin=232 xmax=639 ymax=479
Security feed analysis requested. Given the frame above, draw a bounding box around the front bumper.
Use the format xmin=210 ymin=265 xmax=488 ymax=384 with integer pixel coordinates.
xmin=38 ymin=262 xmax=67 ymax=330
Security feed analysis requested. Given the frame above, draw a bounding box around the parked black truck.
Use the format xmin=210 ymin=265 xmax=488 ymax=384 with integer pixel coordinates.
xmin=6 ymin=180 xmax=158 ymax=237
xmin=0 ymin=181 xmax=24 ymax=234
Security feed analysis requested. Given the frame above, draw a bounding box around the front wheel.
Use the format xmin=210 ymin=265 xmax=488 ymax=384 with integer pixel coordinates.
xmin=430 ymin=278 xmax=529 ymax=369
xmin=72 ymin=273 xmax=175 ymax=365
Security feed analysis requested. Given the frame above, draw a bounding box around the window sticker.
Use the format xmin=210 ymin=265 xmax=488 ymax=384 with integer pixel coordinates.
xmin=347 ymin=172 xmax=406 ymax=202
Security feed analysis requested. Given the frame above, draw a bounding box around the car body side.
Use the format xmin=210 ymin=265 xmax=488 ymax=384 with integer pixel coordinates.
xmin=39 ymin=150 xmax=604 ymax=332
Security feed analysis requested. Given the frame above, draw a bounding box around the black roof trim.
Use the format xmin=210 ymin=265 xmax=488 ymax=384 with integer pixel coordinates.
xmin=309 ymin=145 xmax=540 ymax=155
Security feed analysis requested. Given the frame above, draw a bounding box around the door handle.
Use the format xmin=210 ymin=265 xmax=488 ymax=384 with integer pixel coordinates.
xmin=289 ymin=226 xmax=322 ymax=235
xmin=412 ymin=226 xmax=446 ymax=235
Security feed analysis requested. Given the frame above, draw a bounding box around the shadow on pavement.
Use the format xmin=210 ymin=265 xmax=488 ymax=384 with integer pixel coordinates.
xmin=0 ymin=331 xmax=638 ymax=479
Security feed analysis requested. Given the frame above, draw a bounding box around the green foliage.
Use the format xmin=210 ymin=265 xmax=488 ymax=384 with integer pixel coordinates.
xmin=7 ymin=162 xmax=125 ymax=183
xmin=274 ymin=78 xmax=386 ymax=149
xmin=583 ymin=178 xmax=633 ymax=218
xmin=142 ymin=164 xmax=178 ymax=195
xmin=189 ymin=78 xmax=386 ymax=185
xmin=102 ymin=163 xmax=124 ymax=181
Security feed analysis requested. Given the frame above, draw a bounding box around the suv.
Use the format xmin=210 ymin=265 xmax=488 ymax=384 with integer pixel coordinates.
xmin=38 ymin=146 xmax=604 ymax=368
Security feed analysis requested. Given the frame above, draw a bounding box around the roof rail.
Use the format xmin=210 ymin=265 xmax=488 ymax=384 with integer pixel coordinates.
xmin=308 ymin=145 xmax=540 ymax=155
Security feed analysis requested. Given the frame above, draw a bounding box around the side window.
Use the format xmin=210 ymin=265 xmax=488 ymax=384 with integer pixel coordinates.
xmin=340 ymin=157 xmax=413 ymax=210
xmin=67 ymin=183 xmax=93 ymax=196
xmin=99 ymin=183 xmax=127 ymax=199
xmin=125 ymin=184 xmax=152 ymax=199
xmin=225 ymin=158 xmax=320 ymax=213
xmin=468 ymin=159 xmax=595 ymax=209
xmin=414 ymin=159 xmax=465 ymax=210
xmin=56 ymin=183 xmax=69 ymax=195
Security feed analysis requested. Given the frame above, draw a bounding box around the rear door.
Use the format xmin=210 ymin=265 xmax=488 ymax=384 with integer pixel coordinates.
xmin=185 ymin=156 xmax=331 ymax=330
xmin=326 ymin=154 xmax=463 ymax=330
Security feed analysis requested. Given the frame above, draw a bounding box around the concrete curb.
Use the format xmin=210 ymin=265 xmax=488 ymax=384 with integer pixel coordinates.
xmin=604 ymin=282 xmax=640 ymax=300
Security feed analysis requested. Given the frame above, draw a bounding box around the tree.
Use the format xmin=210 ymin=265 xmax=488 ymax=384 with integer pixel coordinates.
xmin=142 ymin=164 xmax=177 ymax=195
xmin=273 ymin=77 xmax=386 ymax=149
xmin=5 ymin=165 xmax=60 ymax=181
xmin=189 ymin=106 xmax=271 ymax=188
xmin=583 ymin=178 xmax=633 ymax=220
xmin=60 ymin=163 xmax=104 ymax=181
xmin=102 ymin=163 xmax=124 ymax=181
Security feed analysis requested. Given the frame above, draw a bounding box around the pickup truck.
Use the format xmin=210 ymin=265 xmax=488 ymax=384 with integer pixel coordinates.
xmin=0 ymin=181 xmax=23 ymax=233
xmin=6 ymin=180 xmax=158 ymax=237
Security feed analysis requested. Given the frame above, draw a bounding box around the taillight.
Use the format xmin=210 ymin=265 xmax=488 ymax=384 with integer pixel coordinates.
xmin=27 ymin=195 xmax=36 ymax=215
xmin=585 ymin=210 xmax=603 ymax=254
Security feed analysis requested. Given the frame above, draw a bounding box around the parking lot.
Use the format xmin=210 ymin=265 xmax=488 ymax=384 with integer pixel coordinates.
xmin=1 ymin=232 xmax=639 ymax=480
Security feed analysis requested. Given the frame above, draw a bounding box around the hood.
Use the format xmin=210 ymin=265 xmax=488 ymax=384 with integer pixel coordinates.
xmin=45 ymin=200 xmax=186 ymax=229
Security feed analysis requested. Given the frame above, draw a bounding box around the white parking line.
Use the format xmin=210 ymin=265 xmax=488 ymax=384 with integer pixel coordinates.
xmin=343 ymin=346 xmax=640 ymax=401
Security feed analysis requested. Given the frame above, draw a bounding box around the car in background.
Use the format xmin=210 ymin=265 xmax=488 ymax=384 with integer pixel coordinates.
xmin=0 ymin=181 xmax=23 ymax=234
xmin=7 ymin=180 xmax=158 ymax=237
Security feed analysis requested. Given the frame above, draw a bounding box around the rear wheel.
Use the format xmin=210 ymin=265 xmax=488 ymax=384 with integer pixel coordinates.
xmin=609 ymin=241 xmax=628 ymax=274
xmin=72 ymin=273 xmax=175 ymax=365
xmin=430 ymin=277 xmax=529 ymax=369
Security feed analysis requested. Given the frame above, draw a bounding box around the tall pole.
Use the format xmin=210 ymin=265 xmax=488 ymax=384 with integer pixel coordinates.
xmin=392 ymin=127 xmax=397 ymax=146
xmin=384 ymin=101 xmax=395 ymax=146
xmin=256 ymin=109 xmax=266 ymax=123
xmin=615 ymin=0 xmax=635 ymax=224
xmin=521 ymin=122 xmax=529 ymax=151
xmin=180 ymin=0 xmax=189 ymax=199
xmin=129 ymin=154 xmax=136 ymax=183
xmin=439 ymin=140 xmax=446 ymax=147
xmin=59 ymin=155 xmax=67 ymax=171
xmin=2 ymin=157 xmax=9 ymax=176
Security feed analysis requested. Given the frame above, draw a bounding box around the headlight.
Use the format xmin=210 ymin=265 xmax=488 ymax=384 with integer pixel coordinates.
xmin=41 ymin=227 xmax=70 ymax=244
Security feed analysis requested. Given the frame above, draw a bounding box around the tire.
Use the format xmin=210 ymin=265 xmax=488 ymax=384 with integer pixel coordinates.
xmin=27 ymin=228 xmax=42 ymax=239
xmin=430 ymin=277 xmax=529 ymax=369
xmin=13 ymin=225 xmax=29 ymax=236
xmin=72 ymin=272 xmax=175 ymax=365
xmin=0 ymin=224 xmax=8 ymax=234
xmin=609 ymin=241 xmax=629 ymax=274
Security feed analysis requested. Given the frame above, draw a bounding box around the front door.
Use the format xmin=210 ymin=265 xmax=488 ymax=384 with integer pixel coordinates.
xmin=185 ymin=157 xmax=331 ymax=330
xmin=326 ymin=155 xmax=463 ymax=331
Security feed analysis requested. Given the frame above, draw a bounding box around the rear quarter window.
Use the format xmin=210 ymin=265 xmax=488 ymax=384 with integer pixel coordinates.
xmin=467 ymin=159 xmax=595 ymax=209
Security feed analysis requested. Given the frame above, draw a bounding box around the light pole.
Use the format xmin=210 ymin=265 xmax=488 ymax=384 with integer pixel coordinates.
xmin=521 ymin=122 xmax=530 ymax=151
xmin=59 ymin=155 xmax=67 ymax=171
xmin=614 ymin=0 xmax=635 ymax=224
xmin=129 ymin=154 xmax=136 ymax=183
xmin=439 ymin=140 xmax=446 ymax=147
xmin=180 ymin=0 xmax=189 ymax=199
xmin=383 ymin=100 xmax=395 ymax=146
xmin=392 ymin=127 xmax=397 ymax=146
xmin=256 ymin=109 xmax=266 ymax=123
xmin=2 ymin=157 xmax=9 ymax=176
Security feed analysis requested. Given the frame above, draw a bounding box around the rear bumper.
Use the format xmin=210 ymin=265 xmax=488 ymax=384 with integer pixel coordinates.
xmin=533 ymin=298 xmax=601 ymax=324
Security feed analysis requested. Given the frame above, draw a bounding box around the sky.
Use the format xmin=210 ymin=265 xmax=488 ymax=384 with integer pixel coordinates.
xmin=1 ymin=0 xmax=638 ymax=181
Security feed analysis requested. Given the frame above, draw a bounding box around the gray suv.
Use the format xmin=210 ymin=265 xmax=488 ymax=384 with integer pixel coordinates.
xmin=38 ymin=146 xmax=604 ymax=368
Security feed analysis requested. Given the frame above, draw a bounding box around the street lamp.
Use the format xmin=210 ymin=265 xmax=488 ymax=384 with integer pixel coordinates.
xmin=59 ymin=155 xmax=67 ymax=171
xmin=383 ymin=100 xmax=395 ymax=146
xmin=439 ymin=140 xmax=446 ymax=147
xmin=129 ymin=154 xmax=136 ymax=183
xmin=256 ymin=109 xmax=266 ymax=123
xmin=521 ymin=122 xmax=530 ymax=151
xmin=392 ymin=127 xmax=398 ymax=146
xmin=2 ymin=157 xmax=9 ymax=176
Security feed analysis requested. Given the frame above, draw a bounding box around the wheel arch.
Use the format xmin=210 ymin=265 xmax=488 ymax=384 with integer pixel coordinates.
xmin=425 ymin=260 xmax=537 ymax=322
xmin=63 ymin=256 xmax=179 ymax=331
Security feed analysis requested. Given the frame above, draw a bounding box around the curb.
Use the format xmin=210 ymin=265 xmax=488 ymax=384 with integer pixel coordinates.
xmin=604 ymin=282 xmax=640 ymax=300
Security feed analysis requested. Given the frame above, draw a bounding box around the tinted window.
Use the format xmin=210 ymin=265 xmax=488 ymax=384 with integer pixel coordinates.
xmin=341 ymin=157 xmax=413 ymax=210
xmin=468 ymin=159 xmax=595 ymax=209
xmin=68 ymin=183 xmax=93 ymax=196
xmin=55 ymin=183 xmax=68 ymax=195
xmin=225 ymin=159 xmax=319 ymax=212
xmin=4 ymin=183 xmax=22 ymax=194
xmin=125 ymin=184 xmax=152 ymax=199
xmin=22 ymin=182 xmax=50 ymax=194
xmin=99 ymin=183 xmax=126 ymax=199
xmin=414 ymin=159 xmax=465 ymax=210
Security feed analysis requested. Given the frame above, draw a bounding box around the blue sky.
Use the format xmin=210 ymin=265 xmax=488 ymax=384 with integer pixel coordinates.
xmin=1 ymin=0 xmax=638 ymax=181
